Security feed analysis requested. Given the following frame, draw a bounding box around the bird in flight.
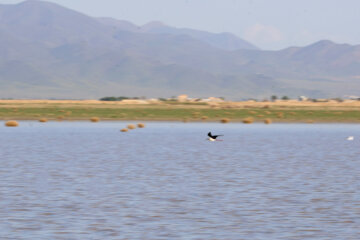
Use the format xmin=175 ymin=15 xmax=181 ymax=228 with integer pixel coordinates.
xmin=208 ymin=132 xmax=223 ymax=141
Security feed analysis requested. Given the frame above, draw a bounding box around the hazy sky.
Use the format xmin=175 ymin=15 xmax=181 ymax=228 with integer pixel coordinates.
xmin=1 ymin=0 xmax=359 ymax=50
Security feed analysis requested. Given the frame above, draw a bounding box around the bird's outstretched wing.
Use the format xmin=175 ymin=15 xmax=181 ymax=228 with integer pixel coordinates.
xmin=208 ymin=132 xmax=223 ymax=139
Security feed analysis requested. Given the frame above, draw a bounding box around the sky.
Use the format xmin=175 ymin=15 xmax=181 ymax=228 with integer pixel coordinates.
xmin=1 ymin=0 xmax=359 ymax=50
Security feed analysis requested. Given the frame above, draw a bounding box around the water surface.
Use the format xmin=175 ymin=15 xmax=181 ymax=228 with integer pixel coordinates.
xmin=0 ymin=122 xmax=359 ymax=239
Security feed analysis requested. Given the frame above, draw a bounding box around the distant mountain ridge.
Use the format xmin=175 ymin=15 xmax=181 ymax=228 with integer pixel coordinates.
xmin=98 ymin=18 xmax=259 ymax=51
xmin=0 ymin=0 xmax=359 ymax=99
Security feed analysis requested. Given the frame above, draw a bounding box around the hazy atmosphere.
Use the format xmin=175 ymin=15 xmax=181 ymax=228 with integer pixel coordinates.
xmin=1 ymin=0 xmax=360 ymax=99
xmin=1 ymin=0 xmax=360 ymax=49
xmin=1 ymin=1 xmax=360 ymax=239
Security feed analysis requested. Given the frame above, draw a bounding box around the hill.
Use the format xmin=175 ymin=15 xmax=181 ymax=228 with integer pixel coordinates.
xmin=0 ymin=0 xmax=359 ymax=99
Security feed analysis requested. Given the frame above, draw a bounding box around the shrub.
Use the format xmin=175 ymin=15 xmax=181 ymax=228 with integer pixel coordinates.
xmin=100 ymin=96 xmax=140 ymax=101
xmin=264 ymin=118 xmax=272 ymax=124
xmin=220 ymin=118 xmax=230 ymax=123
xmin=90 ymin=117 xmax=100 ymax=122
xmin=100 ymin=96 xmax=118 ymax=101
xmin=276 ymin=112 xmax=284 ymax=118
xmin=243 ymin=117 xmax=254 ymax=124
xmin=5 ymin=121 xmax=19 ymax=127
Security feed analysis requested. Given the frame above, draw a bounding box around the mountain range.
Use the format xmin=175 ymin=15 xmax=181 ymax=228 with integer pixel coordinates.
xmin=0 ymin=0 xmax=359 ymax=99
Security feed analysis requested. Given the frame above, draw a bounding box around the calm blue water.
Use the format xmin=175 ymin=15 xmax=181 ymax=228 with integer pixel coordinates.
xmin=0 ymin=121 xmax=360 ymax=239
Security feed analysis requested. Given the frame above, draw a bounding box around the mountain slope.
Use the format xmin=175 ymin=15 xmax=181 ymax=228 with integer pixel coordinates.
xmin=97 ymin=19 xmax=259 ymax=51
xmin=0 ymin=0 xmax=359 ymax=99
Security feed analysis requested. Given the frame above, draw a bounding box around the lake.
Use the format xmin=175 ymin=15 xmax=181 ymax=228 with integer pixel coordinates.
xmin=0 ymin=121 xmax=359 ymax=239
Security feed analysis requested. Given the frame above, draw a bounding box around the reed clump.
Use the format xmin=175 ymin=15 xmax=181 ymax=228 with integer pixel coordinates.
xmin=5 ymin=120 xmax=19 ymax=127
xmin=90 ymin=117 xmax=100 ymax=122
xmin=264 ymin=118 xmax=272 ymax=124
xmin=243 ymin=117 xmax=254 ymax=124
xmin=276 ymin=112 xmax=284 ymax=118
xmin=120 ymin=128 xmax=128 ymax=132
xmin=39 ymin=118 xmax=48 ymax=123
xmin=201 ymin=116 xmax=208 ymax=121
xmin=137 ymin=123 xmax=145 ymax=128
xmin=127 ymin=124 xmax=136 ymax=129
xmin=220 ymin=118 xmax=230 ymax=123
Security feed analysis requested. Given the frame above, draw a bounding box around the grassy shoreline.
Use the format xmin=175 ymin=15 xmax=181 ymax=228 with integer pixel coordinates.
xmin=1 ymin=100 xmax=360 ymax=123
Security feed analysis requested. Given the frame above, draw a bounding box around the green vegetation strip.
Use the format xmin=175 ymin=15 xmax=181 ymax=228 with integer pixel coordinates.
xmin=1 ymin=106 xmax=360 ymax=122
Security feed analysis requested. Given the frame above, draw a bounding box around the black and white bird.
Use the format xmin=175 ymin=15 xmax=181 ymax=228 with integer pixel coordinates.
xmin=207 ymin=132 xmax=223 ymax=141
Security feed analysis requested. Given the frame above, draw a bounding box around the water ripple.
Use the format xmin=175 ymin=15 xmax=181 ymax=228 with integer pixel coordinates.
xmin=0 ymin=122 xmax=359 ymax=239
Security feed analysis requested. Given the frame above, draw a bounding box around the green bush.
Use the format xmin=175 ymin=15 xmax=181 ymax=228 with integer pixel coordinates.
xmin=99 ymin=96 xmax=139 ymax=101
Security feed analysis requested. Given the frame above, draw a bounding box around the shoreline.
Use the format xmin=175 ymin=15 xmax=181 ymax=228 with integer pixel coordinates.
xmin=1 ymin=118 xmax=360 ymax=124
xmin=1 ymin=100 xmax=360 ymax=123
